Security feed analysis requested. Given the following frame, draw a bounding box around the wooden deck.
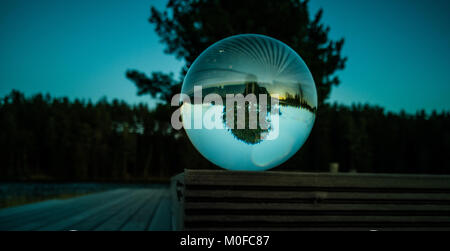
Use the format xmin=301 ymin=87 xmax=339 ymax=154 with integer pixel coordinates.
xmin=0 ymin=187 xmax=172 ymax=231
xmin=3 ymin=171 xmax=450 ymax=231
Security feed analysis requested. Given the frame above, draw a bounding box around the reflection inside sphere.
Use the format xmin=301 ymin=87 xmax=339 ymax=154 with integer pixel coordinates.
xmin=180 ymin=34 xmax=317 ymax=171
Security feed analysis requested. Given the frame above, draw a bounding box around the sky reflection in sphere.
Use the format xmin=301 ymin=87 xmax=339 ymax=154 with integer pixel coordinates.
xmin=181 ymin=34 xmax=317 ymax=171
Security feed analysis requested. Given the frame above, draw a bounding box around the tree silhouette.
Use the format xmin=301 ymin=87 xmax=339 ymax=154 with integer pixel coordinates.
xmin=126 ymin=0 xmax=346 ymax=106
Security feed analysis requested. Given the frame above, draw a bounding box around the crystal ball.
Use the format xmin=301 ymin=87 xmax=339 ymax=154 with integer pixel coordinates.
xmin=180 ymin=34 xmax=317 ymax=171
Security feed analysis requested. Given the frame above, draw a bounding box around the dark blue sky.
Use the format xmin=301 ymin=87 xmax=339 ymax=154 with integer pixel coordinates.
xmin=0 ymin=0 xmax=449 ymax=113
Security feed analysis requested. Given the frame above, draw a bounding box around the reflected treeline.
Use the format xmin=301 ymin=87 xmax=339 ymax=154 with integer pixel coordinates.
xmin=187 ymin=78 xmax=316 ymax=144
xmin=1 ymin=90 xmax=449 ymax=181
xmin=279 ymin=92 xmax=317 ymax=114
xmin=191 ymin=82 xmax=317 ymax=114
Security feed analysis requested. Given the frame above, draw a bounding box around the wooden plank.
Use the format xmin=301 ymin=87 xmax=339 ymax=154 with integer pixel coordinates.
xmin=12 ymin=189 xmax=131 ymax=231
xmin=0 ymin=199 xmax=65 ymax=219
xmin=185 ymin=190 xmax=450 ymax=201
xmin=184 ymin=202 xmax=450 ymax=212
xmin=68 ymin=190 xmax=143 ymax=231
xmin=0 ymin=189 xmax=130 ymax=231
xmin=148 ymin=189 xmax=172 ymax=231
xmin=39 ymin=190 xmax=141 ymax=231
xmin=0 ymin=189 xmax=126 ymax=228
xmin=185 ymin=215 xmax=450 ymax=223
xmin=94 ymin=189 xmax=156 ymax=231
xmin=120 ymin=189 xmax=163 ymax=231
xmin=0 ymin=187 xmax=174 ymax=231
xmin=184 ymin=170 xmax=450 ymax=189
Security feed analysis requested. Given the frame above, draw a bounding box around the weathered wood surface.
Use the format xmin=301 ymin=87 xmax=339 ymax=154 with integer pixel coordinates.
xmin=184 ymin=170 xmax=450 ymax=189
xmin=0 ymin=187 xmax=172 ymax=231
xmin=173 ymin=169 xmax=450 ymax=230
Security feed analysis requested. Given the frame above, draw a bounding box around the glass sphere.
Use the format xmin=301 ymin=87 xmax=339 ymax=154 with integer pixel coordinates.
xmin=180 ymin=34 xmax=317 ymax=171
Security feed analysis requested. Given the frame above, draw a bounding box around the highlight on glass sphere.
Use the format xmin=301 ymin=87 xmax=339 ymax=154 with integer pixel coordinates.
xmin=179 ymin=34 xmax=317 ymax=171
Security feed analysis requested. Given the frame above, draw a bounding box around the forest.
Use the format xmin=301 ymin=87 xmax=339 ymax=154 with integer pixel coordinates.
xmin=0 ymin=90 xmax=448 ymax=181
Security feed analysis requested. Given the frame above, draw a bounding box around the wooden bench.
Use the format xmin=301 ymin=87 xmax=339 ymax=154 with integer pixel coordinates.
xmin=171 ymin=169 xmax=450 ymax=230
